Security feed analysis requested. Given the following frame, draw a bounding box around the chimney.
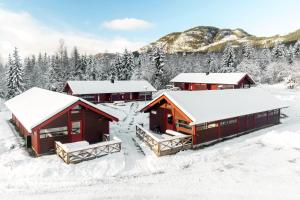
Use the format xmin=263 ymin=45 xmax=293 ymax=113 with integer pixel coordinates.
xmin=206 ymin=72 xmax=210 ymax=75
xmin=111 ymin=79 xmax=115 ymax=84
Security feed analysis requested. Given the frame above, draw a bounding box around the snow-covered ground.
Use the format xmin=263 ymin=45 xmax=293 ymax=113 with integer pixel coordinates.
xmin=0 ymin=86 xmax=300 ymax=199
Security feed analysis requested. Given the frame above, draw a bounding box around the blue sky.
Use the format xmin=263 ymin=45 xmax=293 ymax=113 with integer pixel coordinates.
xmin=1 ymin=0 xmax=300 ymax=57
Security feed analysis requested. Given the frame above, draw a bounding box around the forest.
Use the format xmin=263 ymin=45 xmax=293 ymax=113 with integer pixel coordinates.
xmin=1 ymin=40 xmax=300 ymax=99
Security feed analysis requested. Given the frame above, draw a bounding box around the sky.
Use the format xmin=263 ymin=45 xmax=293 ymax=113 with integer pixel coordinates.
xmin=1 ymin=0 xmax=300 ymax=59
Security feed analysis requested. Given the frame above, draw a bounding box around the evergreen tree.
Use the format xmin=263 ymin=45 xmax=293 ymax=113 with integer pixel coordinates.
xmin=48 ymin=54 xmax=65 ymax=91
xmin=271 ymin=42 xmax=286 ymax=61
xmin=220 ymin=44 xmax=237 ymax=72
xmin=293 ymin=40 xmax=300 ymax=58
xmin=110 ymin=53 xmax=122 ymax=80
xmin=206 ymin=53 xmax=219 ymax=72
xmin=119 ymin=49 xmax=135 ymax=80
xmin=131 ymin=51 xmax=143 ymax=80
xmin=241 ymin=42 xmax=255 ymax=60
xmin=85 ymin=55 xmax=98 ymax=80
xmin=150 ymin=46 xmax=165 ymax=89
xmin=286 ymin=46 xmax=294 ymax=65
xmin=6 ymin=48 xmax=24 ymax=98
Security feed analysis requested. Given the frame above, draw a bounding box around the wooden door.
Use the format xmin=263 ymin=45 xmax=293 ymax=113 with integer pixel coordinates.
xmin=71 ymin=120 xmax=83 ymax=142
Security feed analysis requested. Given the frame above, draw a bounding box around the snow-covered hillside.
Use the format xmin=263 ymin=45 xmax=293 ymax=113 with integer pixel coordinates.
xmin=0 ymin=86 xmax=300 ymax=200
xmin=141 ymin=26 xmax=300 ymax=53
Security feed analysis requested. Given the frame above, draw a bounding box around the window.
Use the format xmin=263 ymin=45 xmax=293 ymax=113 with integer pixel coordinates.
xmin=256 ymin=112 xmax=267 ymax=119
xmin=196 ymin=122 xmax=219 ymax=131
xmin=40 ymin=126 xmax=68 ymax=138
xmin=221 ymin=119 xmax=237 ymax=126
xmin=176 ymin=119 xmax=192 ymax=130
xmin=274 ymin=109 xmax=279 ymax=115
xmin=196 ymin=123 xmax=207 ymax=131
xmin=167 ymin=114 xmax=173 ymax=124
xmin=71 ymin=121 xmax=81 ymax=135
xmin=208 ymin=123 xmax=219 ymax=128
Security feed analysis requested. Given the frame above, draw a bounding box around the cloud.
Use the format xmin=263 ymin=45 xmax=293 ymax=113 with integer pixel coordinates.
xmin=0 ymin=8 xmax=145 ymax=60
xmin=103 ymin=18 xmax=153 ymax=30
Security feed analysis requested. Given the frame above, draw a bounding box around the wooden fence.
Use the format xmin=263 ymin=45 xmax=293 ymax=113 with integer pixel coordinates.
xmin=55 ymin=138 xmax=121 ymax=164
xmin=136 ymin=125 xmax=192 ymax=156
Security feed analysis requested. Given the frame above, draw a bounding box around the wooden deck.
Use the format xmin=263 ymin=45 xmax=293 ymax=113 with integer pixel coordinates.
xmin=136 ymin=124 xmax=192 ymax=156
xmin=55 ymin=138 xmax=121 ymax=164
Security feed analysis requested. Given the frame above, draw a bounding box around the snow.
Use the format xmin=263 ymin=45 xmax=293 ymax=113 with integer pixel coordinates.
xmin=66 ymin=80 xmax=157 ymax=95
xmin=4 ymin=87 xmax=118 ymax=133
xmin=170 ymin=72 xmax=253 ymax=85
xmin=144 ymin=88 xmax=288 ymax=125
xmin=0 ymin=85 xmax=300 ymax=199
xmin=59 ymin=141 xmax=90 ymax=152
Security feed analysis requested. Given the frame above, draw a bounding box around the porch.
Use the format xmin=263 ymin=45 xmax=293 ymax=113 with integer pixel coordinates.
xmin=55 ymin=137 xmax=122 ymax=164
xmin=136 ymin=124 xmax=192 ymax=156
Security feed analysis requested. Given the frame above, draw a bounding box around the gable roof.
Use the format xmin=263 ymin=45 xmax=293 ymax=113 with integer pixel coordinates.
xmin=141 ymin=88 xmax=288 ymax=125
xmin=170 ymin=73 xmax=255 ymax=85
xmin=64 ymin=80 xmax=157 ymax=95
xmin=5 ymin=87 xmax=118 ymax=133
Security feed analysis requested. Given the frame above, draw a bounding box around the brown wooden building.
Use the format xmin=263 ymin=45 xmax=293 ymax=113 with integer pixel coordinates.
xmin=63 ymin=80 xmax=157 ymax=103
xmin=5 ymin=87 xmax=118 ymax=155
xmin=141 ymin=89 xmax=287 ymax=146
xmin=170 ymin=73 xmax=255 ymax=91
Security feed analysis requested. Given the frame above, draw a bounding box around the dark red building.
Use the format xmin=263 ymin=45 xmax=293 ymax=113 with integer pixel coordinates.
xmin=141 ymin=89 xmax=287 ymax=146
xmin=5 ymin=87 xmax=118 ymax=155
xmin=63 ymin=80 xmax=157 ymax=103
xmin=170 ymin=73 xmax=255 ymax=91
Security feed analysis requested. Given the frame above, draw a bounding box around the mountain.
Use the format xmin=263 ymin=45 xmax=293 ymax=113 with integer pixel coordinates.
xmin=140 ymin=26 xmax=300 ymax=53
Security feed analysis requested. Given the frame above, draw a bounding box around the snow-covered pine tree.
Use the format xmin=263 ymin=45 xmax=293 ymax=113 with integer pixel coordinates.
xmin=271 ymin=42 xmax=287 ymax=61
xmin=6 ymin=48 xmax=24 ymax=98
xmin=241 ymin=42 xmax=255 ymax=60
xmin=118 ymin=49 xmax=135 ymax=80
xmin=70 ymin=46 xmax=81 ymax=80
xmin=258 ymin=48 xmax=271 ymax=71
xmin=23 ymin=56 xmax=35 ymax=89
xmin=293 ymin=40 xmax=300 ymax=58
xmin=85 ymin=55 xmax=98 ymax=80
xmin=131 ymin=51 xmax=143 ymax=80
xmin=150 ymin=46 xmax=165 ymax=89
xmin=110 ymin=53 xmax=122 ymax=80
xmin=48 ymin=54 xmax=65 ymax=91
xmin=0 ymin=57 xmax=6 ymax=98
xmin=220 ymin=44 xmax=237 ymax=72
xmin=206 ymin=53 xmax=219 ymax=72
xmin=286 ymin=46 xmax=295 ymax=65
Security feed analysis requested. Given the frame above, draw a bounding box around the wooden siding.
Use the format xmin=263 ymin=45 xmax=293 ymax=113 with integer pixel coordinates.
xmin=146 ymin=97 xmax=281 ymax=146
xmin=173 ymin=75 xmax=255 ymax=91
xmin=75 ymin=92 xmax=153 ymax=103
xmin=10 ymin=101 xmax=116 ymax=155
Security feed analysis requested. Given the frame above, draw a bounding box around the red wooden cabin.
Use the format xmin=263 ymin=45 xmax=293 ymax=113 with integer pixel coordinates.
xmin=141 ymin=89 xmax=287 ymax=146
xmin=5 ymin=87 xmax=118 ymax=155
xmin=63 ymin=80 xmax=157 ymax=104
xmin=170 ymin=73 xmax=255 ymax=91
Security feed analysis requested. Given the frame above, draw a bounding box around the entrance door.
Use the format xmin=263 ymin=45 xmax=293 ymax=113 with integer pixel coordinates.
xmin=165 ymin=109 xmax=174 ymax=131
xmin=71 ymin=120 xmax=83 ymax=142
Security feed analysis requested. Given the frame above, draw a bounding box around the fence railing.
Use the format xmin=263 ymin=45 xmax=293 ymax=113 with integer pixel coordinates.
xmin=55 ymin=138 xmax=121 ymax=164
xmin=136 ymin=124 xmax=192 ymax=156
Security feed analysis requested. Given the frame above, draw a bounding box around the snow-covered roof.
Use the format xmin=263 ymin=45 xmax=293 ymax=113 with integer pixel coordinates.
xmin=5 ymin=87 xmax=118 ymax=133
xmin=170 ymin=73 xmax=254 ymax=85
xmin=142 ymin=88 xmax=288 ymax=125
xmin=65 ymin=80 xmax=157 ymax=95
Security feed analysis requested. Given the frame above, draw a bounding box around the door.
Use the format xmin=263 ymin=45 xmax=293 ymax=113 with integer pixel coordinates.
xmin=71 ymin=120 xmax=83 ymax=142
xmin=165 ymin=109 xmax=174 ymax=131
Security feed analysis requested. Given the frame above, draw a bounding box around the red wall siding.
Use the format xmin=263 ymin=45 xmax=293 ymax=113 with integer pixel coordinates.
xmin=196 ymin=126 xmax=219 ymax=144
xmin=84 ymin=109 xmax=109 ymax=143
